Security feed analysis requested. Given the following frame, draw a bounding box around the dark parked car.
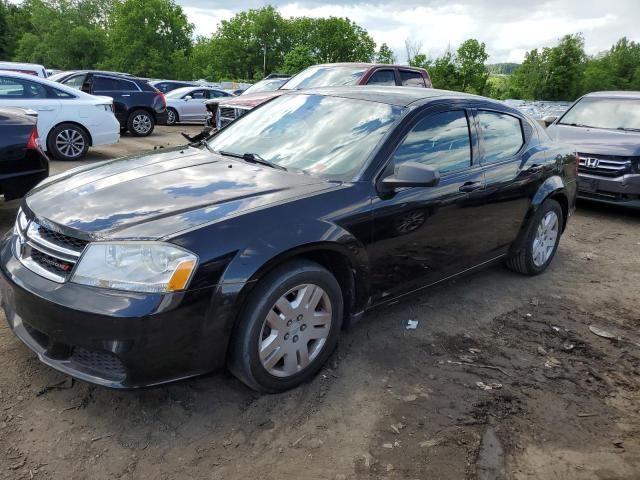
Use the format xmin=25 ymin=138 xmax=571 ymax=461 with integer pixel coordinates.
xmin=1 ymin=87 xmax=576 ymax=392
xmin=53 ymin=71 xmax=167 ymax=136
xmin=208 ymin=63 xmax=433 ymax=129
xmin=546 ymin=91 xmax=640 ymax=209
xmin=0 ymin=107 xmax=49 ymax=200
xmin=150 ymin=80 xmax=198 ymax=94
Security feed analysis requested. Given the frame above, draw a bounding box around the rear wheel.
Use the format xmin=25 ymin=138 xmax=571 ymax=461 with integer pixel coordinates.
xmin=505 ymin=198 xmax=563 ymax=275
xmin=229 ymin=260 xmax=343 ymax=392
xmin=47 ymin=123 xmax=89 ymax=161
xmin=127 ymin=110 xmax=155 ymax=136
xmin=166 ymin=108 xmax=178 ymax=126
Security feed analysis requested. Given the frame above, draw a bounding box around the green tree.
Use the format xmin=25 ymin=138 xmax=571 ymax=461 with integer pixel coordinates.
xmin=375 ymin=43 xmax=396 ymax=64
xmin=456 ymin=39 xmax=489 ymax=94
xmin=282 ymin=45 xmax=315 ymax=74
xmin=100 ymin=0 xmax=193 ymax=78
xmin=13 ymin=0 xmax=111 ymax=69
xmin=0 ymin=0 xmax=33 ymax=60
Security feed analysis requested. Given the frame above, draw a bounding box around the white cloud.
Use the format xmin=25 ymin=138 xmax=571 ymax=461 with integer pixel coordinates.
xmin=181 ymin=1 xmax=640 ymax=63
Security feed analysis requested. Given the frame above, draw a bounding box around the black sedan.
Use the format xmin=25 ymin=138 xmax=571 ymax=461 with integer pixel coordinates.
xmin=0 ymin=108 xmax=49 ymax=200
xmin=0 ymin=88 xmax=577 ymax=392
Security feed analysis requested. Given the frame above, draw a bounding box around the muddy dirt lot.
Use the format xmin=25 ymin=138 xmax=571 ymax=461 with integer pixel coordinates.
xmin=0 ymin=128 xmax=638 ymax=479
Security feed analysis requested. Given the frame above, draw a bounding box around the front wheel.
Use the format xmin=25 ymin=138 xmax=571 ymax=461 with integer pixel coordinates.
xmin=505 ymin=198 xmax=563 ymax=275
xmin=127 ymin=110 xmax=155 ymax=136
xmin=229 ymin=260 xmax=343 ymax=392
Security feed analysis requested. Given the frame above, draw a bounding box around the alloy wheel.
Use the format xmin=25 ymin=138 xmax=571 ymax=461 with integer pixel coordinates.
xmin=258 ymin=283 xmax=332 ymax=378
xmin=132 ymin=114 xmax=152 ymax=134
xmin=167 ymin=109 xmax=176 ymax=125
xmin=55 ymin=128 xmax=85 ymax=159
xmin=532 ymin=211 xmax=559 ymax=267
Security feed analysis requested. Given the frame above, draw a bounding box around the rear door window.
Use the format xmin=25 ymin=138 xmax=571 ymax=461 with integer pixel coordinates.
xmin=367 ymin=69 xmax=397 ymax=86
xmin=94 ymin=76 xmax=138 ymax=91
xmin=399 ymin=70 xmax=426 ymax=87
xmin=477 ymin=111 xmax=524 ymax=163
xmin=0 ymin=77 xmax=48 ymax=98
xmin=63 ymin=74 xmax=86 ymax=90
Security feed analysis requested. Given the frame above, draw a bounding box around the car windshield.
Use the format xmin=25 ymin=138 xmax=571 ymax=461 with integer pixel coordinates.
xmin=242 ymin=78 xmax=287 ymax=95
xmin=559 ymin=97 xmax=640 ymax=130
xmin=281 ymin=66 xmax=368 ymax=90
xmin=207 ymin=94 xmax=403 ymax=179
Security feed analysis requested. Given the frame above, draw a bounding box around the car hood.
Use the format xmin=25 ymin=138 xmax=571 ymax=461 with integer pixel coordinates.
xmin=24 ymin=147 xmax=336 ymax=240
xmin=547 ymin=124 xmax=640 ymax=157
xmin=208 ymin=90 xmax=286 ymax=108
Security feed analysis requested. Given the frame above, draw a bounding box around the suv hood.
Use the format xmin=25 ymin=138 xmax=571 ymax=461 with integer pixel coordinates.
xmin=210 ymin=90 xmax=286 ymax=109
xmin=24 ymin=147 xmax=335 ymax=240
xmin=547 ymin=124 xmax=640 ymax=157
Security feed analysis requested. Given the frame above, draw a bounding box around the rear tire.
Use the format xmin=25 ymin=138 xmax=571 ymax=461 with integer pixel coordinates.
xmin=228 ymin=260 xmax=343 ymax=392
xmin=127 ymin=110 xmax=155 ymax=136
xmin=505 ymin=198 xmax=563 ymax=275
xmin=166 ymin=108 xmax=178 ymax=126
xmin=47 ymin=123 xmax=90 ymax=161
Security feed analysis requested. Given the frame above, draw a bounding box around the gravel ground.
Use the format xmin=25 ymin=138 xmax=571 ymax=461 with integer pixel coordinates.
xmin=0 ymin=126 xmax=638 ymax=479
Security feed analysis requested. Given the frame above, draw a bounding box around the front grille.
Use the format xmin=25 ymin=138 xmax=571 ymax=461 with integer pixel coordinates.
xmin=217 ymin=106 xmax=250 ymax=128
xmin=219 ymin=107 xmax=236 ymax=120
xmin=578 ymin=153 xmax=636 ymax=177
xmin=15 ymin=217 xmax=86 ymax=282
xmin=30 ymin=249 xmax=74 ymax=275
xmin=37 ymin=226 xmax=88 ymax=251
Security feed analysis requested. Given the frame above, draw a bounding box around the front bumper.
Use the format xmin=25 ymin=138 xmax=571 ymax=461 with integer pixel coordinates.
xmin=577 ymin=172 xmax=640 ymax=209
xmin=0 ymin=234 xmax=228 ymax=388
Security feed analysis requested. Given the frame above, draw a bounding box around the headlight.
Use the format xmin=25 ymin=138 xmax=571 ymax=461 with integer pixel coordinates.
xmin=71 ymin=242 xmax=197 ymax=293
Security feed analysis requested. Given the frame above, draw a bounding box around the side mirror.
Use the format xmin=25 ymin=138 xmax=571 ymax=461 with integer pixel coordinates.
xmin=542 ymin=115 xmax=558 ymax=127
xmin=184 ymin=95 xmax=192 ymax=101
xmin=381 ymin=161 xmax=440 ymax=190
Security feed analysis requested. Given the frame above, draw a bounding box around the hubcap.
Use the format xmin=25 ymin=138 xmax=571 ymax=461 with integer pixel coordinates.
xmin=168 ymin=110 xmax=176 ymax=124
xmin=55 ymin=129 xmax=85 ymax=158
xmin=132 ymin=114 xmax=152 ymax=134
xmin=258 ymin=284 xmax=332 ymax=378
xmin=532 ymin=211 xmax=559 ymax=267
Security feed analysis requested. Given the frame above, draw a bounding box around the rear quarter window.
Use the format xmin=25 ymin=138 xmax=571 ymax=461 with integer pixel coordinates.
xmin=399 ymin=70 xmax=426 ymax=87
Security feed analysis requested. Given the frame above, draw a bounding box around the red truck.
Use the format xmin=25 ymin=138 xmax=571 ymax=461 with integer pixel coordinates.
xmin=206 ymin=63 xmax=432 ymax=129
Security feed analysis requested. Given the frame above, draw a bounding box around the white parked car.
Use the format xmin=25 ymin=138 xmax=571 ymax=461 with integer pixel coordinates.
xmin=165 ymin=86 xmax=234 ymax=125
xmin=0 ymin=62 xmax=47 ymax=78
xmin=0 ymin=71 xmax=119 ymax=160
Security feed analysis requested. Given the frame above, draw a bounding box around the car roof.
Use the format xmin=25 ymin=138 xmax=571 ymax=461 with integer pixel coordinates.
xmin=311 ymin=62 xmax=425 ymax=71
xmin=582 ymin=91 xmax=640 ymax=99
xmin=291 ymin=86 xmax=485 ymax=108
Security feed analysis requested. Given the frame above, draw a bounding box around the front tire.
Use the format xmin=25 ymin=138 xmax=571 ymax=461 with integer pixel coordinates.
xmin=506 ymin=198 xmax=563 ymax=275
xmin=229 ymin=260 xmax=343 ymax=392
xmin=127 ymin=110 xmax=155 ymax=136
xmin=47 ymin=123 xmax=89 ymax=161
xmin=166 ymin=108 xmax=178 ymax=126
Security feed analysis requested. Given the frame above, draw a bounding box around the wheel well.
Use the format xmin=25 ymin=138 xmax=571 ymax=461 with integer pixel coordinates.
xmin=47 ymin=121 xmax=93 ymax=148
xmin=128 ymin=107 xmax=156 ymax=122
xmin=550 ymin=192 xmax=569 ymax=232
xmin=241 ymin=248 xmax=358 ymax=329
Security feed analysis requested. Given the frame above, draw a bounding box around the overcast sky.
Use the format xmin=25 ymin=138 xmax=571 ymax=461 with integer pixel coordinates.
xmin=175 ymin=0 xmax=639 ymax=63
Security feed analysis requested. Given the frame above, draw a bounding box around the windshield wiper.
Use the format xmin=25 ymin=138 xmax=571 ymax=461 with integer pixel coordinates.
xmin=558 ymin=122 xmax=594 ymax=128
xmin=200 ymin=140 xmax=218 ymax=155
xmin=616 ymin=127 xmax=640 ymax=132
xmin=219 ymin=150 xmax=287 ymax=171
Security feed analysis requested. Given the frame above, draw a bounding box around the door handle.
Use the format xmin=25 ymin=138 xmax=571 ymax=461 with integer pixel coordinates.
xmin=121 ymin=94 xmax=130 ymax=97
xmin=459 ymin=181 xmax=482 ymax=193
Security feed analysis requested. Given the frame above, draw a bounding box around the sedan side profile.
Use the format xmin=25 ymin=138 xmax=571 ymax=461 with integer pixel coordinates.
xmin=165 ymin=86 xmax=233 ymax=125
xmin=0 ymin=71 xmax=120 ymax=160
xmin=0 ymin=87 xmax=576 ymax=392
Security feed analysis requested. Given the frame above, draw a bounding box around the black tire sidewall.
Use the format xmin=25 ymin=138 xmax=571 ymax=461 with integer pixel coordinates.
xmin=232 ymin=261 xmax=343 ymax=392
xmin=47 ymin=123 xmax=89 ymax=161
xmin=167 ymin=108 xmax=178 ymax=125
xmin=127 ymin=110 xmax=155 ymax=136
xmin=523 ymin=199 xmax=563 ymax=274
